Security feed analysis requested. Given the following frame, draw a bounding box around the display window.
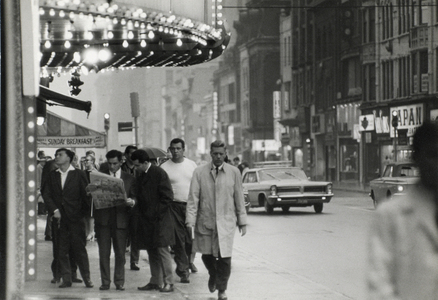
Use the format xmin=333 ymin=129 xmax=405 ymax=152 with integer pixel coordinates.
xmin=340 ymin=143 xmax=359 ymax=180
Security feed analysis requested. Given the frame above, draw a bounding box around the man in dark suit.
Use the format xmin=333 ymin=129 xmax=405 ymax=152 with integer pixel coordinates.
xmin=41 ymin=157 xmax=82 ymax=284
xmin=131 ymin=149 xmax=175 ymax=293
xmin=94 ymin=150 xmax=136 ymax=291
xmin=42 ymin=148 xmax=93 ymax=288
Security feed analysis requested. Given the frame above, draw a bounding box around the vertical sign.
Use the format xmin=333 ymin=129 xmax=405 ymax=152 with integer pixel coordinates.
xmin=213 ymin=92 xmax=218 ymax=134
xmin=273 ymin=91 xmax=283 ymax=147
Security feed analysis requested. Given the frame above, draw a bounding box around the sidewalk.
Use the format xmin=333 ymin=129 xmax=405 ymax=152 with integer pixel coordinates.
xmin=23 ymin=216 xmax=353 ymax=300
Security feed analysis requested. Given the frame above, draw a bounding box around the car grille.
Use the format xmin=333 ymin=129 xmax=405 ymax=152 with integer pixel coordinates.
xmin=277 ymin=187 xmax=301 ymax=193
xmin=303 ymin=186 xmax=326 ymax=193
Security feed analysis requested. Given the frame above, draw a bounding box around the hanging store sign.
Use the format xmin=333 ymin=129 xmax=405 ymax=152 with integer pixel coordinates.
xmin=390 ymin=104 xmax=424 ymax=137
xmin=358 ymin=114 xmax=375 ymax=131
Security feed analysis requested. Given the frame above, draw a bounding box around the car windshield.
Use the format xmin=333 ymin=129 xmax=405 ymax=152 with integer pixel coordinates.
xmin=258 ymin=168 xmax=308 ymax=181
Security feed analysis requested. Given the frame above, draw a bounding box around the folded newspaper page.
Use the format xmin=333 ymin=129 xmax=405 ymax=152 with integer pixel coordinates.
xmin=86 ymin=172 xmax=127 ymax=209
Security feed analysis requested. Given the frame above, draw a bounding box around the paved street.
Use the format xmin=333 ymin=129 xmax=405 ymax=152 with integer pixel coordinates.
xmin=23 ymin=190 xmax=374 ymax=300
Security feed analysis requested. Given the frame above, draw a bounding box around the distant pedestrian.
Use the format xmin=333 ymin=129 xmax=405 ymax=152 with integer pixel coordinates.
xmin=232 ymin=156 xmax=240 ymax=167
xmin=367 ymin=121 xmax=438 ymax=299
xmin=161 ymin=138 xmax=198 ymax=283
xmin=186 ymin=140 xmax=247 ymax=300
xmin=132 ymin=149 xmax=175 ymax=293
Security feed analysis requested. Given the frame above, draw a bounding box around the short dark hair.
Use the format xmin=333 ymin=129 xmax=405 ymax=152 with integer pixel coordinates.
xmin=124 ymin=145 xmax=138 ymax=155
xmin=55 ymin=148 xmax=75 ymax=163
xmin=210 ymin=140 xmax=226 ymax=151
xmin=131 ymin=149 xmax=150 ymax=163
xmin=170 ymin=138 xmax=185 ymax=149
xmin=37 ymin=150 xmax=45 ymax=159
xmin=233 ymin=157 xmax=240 ymax=162
xmin=106 ymin=149 xmax=123 ymax=161
xmin=85 ymin=150 xmax=95 ymax=156
xmin=413 ymin=121 xmax=438 ymax=162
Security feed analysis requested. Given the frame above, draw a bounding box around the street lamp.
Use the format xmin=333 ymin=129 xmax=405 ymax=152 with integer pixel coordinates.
xmin=392 ymin=110 xmax=398 ymax=162
xmin=104 ymin=113 xmax=110 ymax=152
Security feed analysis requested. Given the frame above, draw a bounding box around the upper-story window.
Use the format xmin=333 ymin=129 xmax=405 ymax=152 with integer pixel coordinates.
xmin=382 ymin=4 xmax=394 ymax=40
xmin=362 ymin=7 xmax=375 ymax=43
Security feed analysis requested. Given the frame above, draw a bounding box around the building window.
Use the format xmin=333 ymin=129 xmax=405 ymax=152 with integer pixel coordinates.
xmin=342 ymin=57 xmax=362 ymax=98
xmin=363 ymin=63 xmax=376 ymax=102
xmin=229 ymin=83 xmax=235 ymax=104
xmin=363 ymin=7 xmax=375 ymax=43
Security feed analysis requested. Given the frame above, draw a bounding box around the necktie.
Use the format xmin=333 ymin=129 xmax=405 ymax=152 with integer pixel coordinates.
xmin=216 ymin=167 xmax=219 ymax=175
xmin=113 ymin=172 xmax=116 ymax=177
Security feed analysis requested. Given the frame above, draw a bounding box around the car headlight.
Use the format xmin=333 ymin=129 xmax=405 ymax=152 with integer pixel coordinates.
xmin=327 ymin=183 xmax=333 ymax=194
xmin=270 ymin=185 xmax=277 ymax=196
xmin=397 ymin=185 xmax=404 ymax=192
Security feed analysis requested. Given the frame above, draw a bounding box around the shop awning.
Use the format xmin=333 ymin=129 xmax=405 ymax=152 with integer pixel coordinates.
xmin=37 ymin=111 xmax=105 ymax=148
xmin=39 ymin=85 xmax=92 ymax=114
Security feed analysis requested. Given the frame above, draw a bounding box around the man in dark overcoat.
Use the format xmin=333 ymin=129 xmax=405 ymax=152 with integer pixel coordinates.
xmin=42 ymin=148 xmax=93 ymax=288
xmin=94 ymin=150 xmax=137 ymax=291
xmin=131 ymin=149 xmax=175 ymax=293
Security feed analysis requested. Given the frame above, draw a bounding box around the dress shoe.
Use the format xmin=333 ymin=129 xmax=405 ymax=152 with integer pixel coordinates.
xmin=189 ymin=263 xmax=198 ymax=273
xmin=208 ymin=276 xmax=216 ymax=293
xmin=59 ymin=282 xmax=72 ymax=288
xmin=72 ymin=277 xmax=83 ymax=283
xmin=99 ymin=285 xmax=110 ymax=290
xmin=130 ymin=263 xmax=140 ymax=271
xmin=51 ymin=278 xmax=60 ymax=284
xmin=115 ymin=284 xmax=125 ymax=291
xmin=218 ymin=291 xmax=228 ymax=300
xmin=138 ymin=283 xmax=160 ymax=291
xmin=180 ymin=275 xmax=190 ymax=283
xmin=84 ymin=280 xmax=94 ymax=288
xmin=159 ymin=284 xmax=174 ymax=293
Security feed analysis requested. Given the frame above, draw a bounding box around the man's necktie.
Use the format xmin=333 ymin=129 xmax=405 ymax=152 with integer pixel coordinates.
xmin=113 ymin=173 xmax=116 ymax=177
xmin=216 ymin=167 xmax=219 ymax=175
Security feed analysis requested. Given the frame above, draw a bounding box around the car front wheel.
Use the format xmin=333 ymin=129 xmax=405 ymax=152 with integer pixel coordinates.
xmin=314 ymin=203 xmax=323 ymax=213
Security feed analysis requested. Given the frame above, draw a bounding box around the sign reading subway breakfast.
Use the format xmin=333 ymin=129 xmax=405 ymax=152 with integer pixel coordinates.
xmin=37 ymin=135 xmax=105 ymax=148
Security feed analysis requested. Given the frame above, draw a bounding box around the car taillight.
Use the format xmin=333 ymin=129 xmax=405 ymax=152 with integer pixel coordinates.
xmin=270 ymin=185 xmax=277 ymax=196
xmin=327 ymin=184 xmax=333 ymax=194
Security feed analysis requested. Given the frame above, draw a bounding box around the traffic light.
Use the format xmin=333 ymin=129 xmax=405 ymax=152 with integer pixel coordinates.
xmin=68 ymin=71 xmax=84 ymax=96
xmin=104 ymin=113 xmax=110 ymax=131
xmin=341 ymin=9 xmax=353 ymax=41
xmin=392 ymin=110 xmax=399 ymax=128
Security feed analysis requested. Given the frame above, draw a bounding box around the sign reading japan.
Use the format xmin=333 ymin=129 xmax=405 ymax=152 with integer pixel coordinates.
xmin=37 ymin=135 xmax=105 ymax=148
xmin=390 ymin=104 xmax=423 ymax=137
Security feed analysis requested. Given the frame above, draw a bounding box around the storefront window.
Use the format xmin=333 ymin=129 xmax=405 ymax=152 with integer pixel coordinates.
xmin=340 ymin=144 xmax=358 ymax=181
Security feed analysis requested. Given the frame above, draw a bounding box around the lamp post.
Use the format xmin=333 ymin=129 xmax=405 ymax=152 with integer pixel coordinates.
xmin=104 ymin=113 xmax=110 ymax=152
xmin=392 ymin=110 xmax=398 ymax=162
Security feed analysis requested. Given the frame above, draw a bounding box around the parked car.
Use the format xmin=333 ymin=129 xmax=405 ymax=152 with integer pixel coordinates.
xmin=369 ymin=162 xmax=420 ymax=208
xmin=242 ymin=167 xmax=333 ymax=214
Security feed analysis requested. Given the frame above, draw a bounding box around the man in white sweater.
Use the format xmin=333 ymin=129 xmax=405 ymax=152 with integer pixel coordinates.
xmin=160 ymin=138 xmax=198 ymax=283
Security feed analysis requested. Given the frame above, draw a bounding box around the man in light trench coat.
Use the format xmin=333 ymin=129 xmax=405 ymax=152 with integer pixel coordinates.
xmin=186 ymin=140 xmax=247 ymax=300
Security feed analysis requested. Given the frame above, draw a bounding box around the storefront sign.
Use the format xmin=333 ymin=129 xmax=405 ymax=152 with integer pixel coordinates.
xmin=358 ymin=114 xmax=375 ymax=131
xmin=252 ymin=139 xmax=281 ymax=151
xmin=37 ymin=135 xmax=105 ymax=148
xmin=390 ymin=104 xmax=423 ymax=137
xmin=273 ymin=91 xmax=281 ymax=119
xmin=372 ymin=109 xmax=390 ymax=134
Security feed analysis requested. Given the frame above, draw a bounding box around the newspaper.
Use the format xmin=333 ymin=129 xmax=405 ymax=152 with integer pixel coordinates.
xmin=86 ymin=172 xmax=127 ymax=210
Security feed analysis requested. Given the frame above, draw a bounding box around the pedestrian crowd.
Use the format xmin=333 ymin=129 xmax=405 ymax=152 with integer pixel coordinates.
xmin=38 ymin=138 xmax=247 ymax=300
